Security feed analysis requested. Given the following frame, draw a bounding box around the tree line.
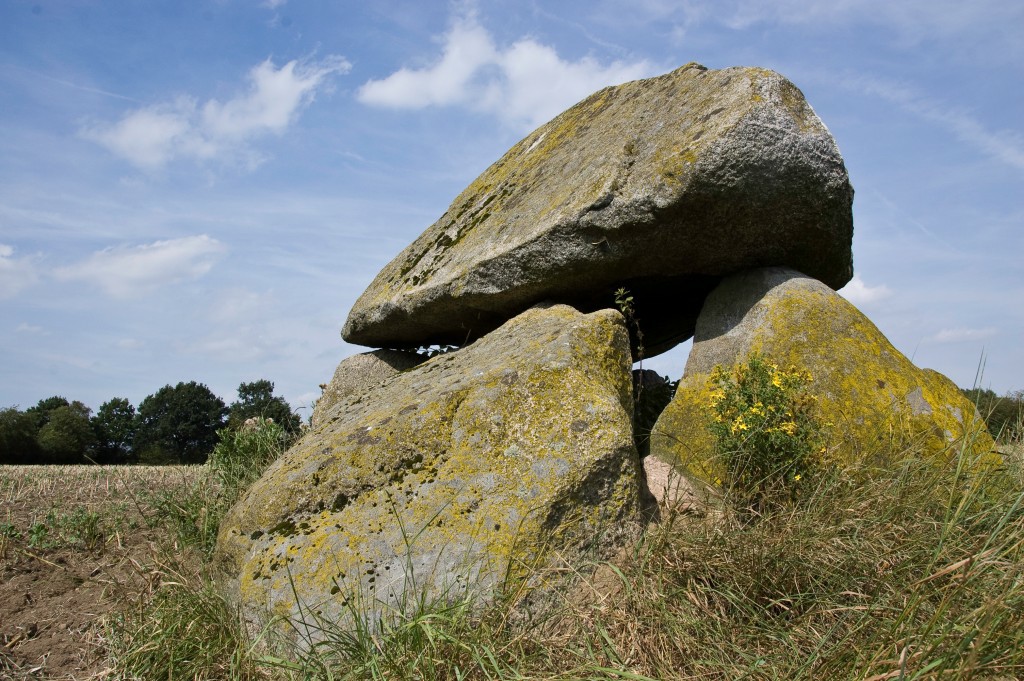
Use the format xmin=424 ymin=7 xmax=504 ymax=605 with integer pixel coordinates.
xmin=0 ymin=379 xmax=301 ymax=465
xmin=962 ymin=388 xmax=1023 ymax=442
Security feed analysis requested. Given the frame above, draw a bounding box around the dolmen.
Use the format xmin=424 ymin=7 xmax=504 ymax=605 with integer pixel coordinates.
xmin=215 ymin=63 xmax=989 ymax=649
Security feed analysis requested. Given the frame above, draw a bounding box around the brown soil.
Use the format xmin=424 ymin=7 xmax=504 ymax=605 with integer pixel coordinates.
xmin=0 ymin=465 xmax=201 ymax=680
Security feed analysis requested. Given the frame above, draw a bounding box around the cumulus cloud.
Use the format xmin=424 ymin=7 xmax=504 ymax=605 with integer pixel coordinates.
xmin=359 ymin=20 xmax=496 ymax=110
xmin=931 ymin=327 xmax=998 ymax=344
xmin=83 ymin=98 xmax=195 ymax=169
xmin=838 ymin=274 xmax=892 ymax=306
xmin=55 ymin=235 xmax=226 ymax=298
xmin=0 ymin=244 xmax=39 ymax=299
xmin=358 ymin=16 xmax=654 ymax=130
xmin=82 ymin=56 xmax=351 ymax=169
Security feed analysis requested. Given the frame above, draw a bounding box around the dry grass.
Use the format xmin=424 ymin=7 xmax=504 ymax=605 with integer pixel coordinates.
xmin=6 ymin=432 xmax=1023 ymax=680
xmin=0 ymin=464 xmax=205 ymax=680
xmin=0 ymin=464 xmax=203 ymax=507
xmin=133 ymin=433 xmax=1015 ymax=681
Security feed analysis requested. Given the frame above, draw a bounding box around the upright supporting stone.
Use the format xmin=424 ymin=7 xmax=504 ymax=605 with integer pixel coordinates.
xmin=651 ymin=268 xmax=995 ymax=488
xmin=216 ymin=304 xmax=643 ymax=648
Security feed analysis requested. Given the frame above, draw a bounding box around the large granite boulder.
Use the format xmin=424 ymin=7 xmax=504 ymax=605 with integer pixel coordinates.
xmin=344 ymin=63 xmax=854 ymax=357
xmin=650 ymin=268 xmax=995 ymax=487
xmin=216 ymin=304 xmax=643 ymax=647
xmin=310 ymin=349 xmax=425 ymax=429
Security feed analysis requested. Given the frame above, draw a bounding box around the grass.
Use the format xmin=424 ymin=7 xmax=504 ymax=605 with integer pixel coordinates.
xmin=563 ymin=444 xmax=1024 ymax=679
xmin=105 ymin=557 xmax=271 ymax=681
xmin=102 ymin=428 xmax=1024 ymax=679
xmin=140 ymin=418 xmax=294 ymax=556
xmin=54 ymin=385 xmax=1014 ymax=681
xmin=104 ymin=419 xmax=293 ymax=680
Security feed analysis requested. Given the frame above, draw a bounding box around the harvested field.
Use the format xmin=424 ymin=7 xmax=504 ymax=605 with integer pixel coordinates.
xmin=0 ymin=465 xmax=203 ymax=680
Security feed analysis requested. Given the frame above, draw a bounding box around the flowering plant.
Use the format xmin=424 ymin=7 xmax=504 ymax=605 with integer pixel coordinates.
xmin=706 ymin=353 xmax=825 ymax=513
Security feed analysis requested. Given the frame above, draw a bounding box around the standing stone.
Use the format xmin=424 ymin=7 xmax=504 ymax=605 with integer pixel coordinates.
xmin=216 ymin=304 xmax=642 ymax=648
xmin=650 ymin=268 xmax=995 ymax=488
xmin=343 ymin=63 xmax=854 ymax=356
xmin=311 ymin=349 xmax=426 ymax=429
xmin=632 ymin=369 xmax=675 ymax=458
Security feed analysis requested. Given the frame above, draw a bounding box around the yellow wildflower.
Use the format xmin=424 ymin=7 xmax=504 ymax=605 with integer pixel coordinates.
xmin=730 ymin=416 xmax=749 ymax=434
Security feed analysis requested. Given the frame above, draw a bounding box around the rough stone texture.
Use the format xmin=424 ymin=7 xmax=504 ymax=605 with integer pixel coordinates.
xmin=650 ymin=268 xmax=995 ymax=487
xmin=216 ymin=304 xmax=643 ymax=648
xmin=643 ymin=456 xmax=701 ymax=513
xmin=632 ymin=369 xmax=675 ymax=458
xmin=310 ymin=349 xmax=426 ymax=429
xmin=343 ymin=63 xmax=854 ymax=357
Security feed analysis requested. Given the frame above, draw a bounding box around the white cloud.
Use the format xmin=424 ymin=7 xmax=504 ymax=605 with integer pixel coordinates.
xmin=358 ymin=17 xmax=654 ymax=130
xmin=292 ymin=389 xmax=321 ymax=414
xmin=82 ymin=56 xmax=351 ymax=169
xmin=182 ymin=323 xmax=283 ymax=364
xmin=178 ymin=288 xmax=287 ymax=363
xmin=931 ymin=327 xmax=998 ymax=344
xmin=597 ymin=0 xmax=1023 ymax=62
xmin=0 ymin=244 xmax=38 ymax=299
xmin=493 ymin=40 xmax=652 ymax=129
xmin=716 ymin=0 xmax=1024 ymax=55
xmin=838 ymin=274 xmax=892 ymax=306
xmin=15 ymin=322 xmax=47 ymax=335
xmin=201 ymin=58 xmax=347 ymax=139
xmin=82 ymin=97 xmax=196 ymax=169
xmin=55 ymin=235 xmax=226 ymax=298
xmin=359 ymin=19 xmax=497 ymax=109
xmin=844 ymin=75 xmax=1024 ymax=172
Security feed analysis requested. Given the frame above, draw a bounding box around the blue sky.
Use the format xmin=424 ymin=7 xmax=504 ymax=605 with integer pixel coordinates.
xmin=1 ymin=0 xmax=1022 ymax=418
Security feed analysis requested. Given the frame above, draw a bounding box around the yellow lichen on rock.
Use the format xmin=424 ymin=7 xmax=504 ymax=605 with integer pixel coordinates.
xmin=651 ymin=268 xmax=996 ymax=489
xmin=215 ymin=304 xmax=642 ymax=649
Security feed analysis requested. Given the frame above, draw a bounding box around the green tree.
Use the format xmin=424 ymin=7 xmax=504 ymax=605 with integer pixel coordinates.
xmin=0 ymin=407 xmax=41 ymax=464
xmin=37 ymin=403 xmax=97 ymax=465
xmin=227 ymin=379 xmax=301 ymax=435
xmin=963 ymin=388 xmax=1023 ymax=442
xmin=26 ymin=395 xmax=71 ymax=429
xmin=92 ymin=397 xmax=138 ymax=464
xmin=135 ymin=382 xmax=227 ymax=464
